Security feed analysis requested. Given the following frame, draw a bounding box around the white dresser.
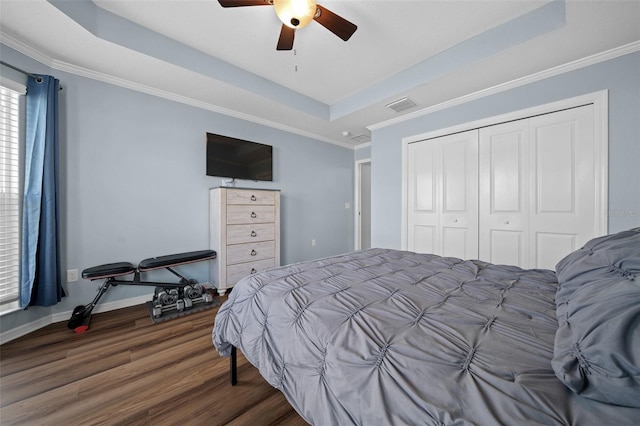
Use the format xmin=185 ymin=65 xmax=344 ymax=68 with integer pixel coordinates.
xmin=209 ymin=187 xmax=280 ymax=295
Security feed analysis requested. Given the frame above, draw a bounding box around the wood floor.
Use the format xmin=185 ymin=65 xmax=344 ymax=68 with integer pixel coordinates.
xmin=0 ymin=301 xmax=307 ymax=426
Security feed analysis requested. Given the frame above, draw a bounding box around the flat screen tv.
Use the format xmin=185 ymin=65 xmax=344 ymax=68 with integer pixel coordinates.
xmin=206 ymin=132 xmax=273 ymax=181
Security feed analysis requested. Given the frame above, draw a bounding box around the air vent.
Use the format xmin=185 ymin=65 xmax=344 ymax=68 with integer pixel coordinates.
xmin=385 ymin=96 xmax=416 ymax=113
xmin=350 ymin=134 xmax=371 ymax=143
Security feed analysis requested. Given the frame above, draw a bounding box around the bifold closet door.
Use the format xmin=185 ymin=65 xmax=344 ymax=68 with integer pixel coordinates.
xmin=479 ymin=104 xmax=598 ymax=269
xmin=478 ymin=121 xmax=530 ymax=267
xmin=407 ymin=130 xmax=478 ymax=259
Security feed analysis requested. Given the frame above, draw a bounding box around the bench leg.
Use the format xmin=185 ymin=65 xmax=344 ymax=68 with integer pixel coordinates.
xmin=230 ymin=346 xmax=237 ymax=386
xmin=67 ymin=279 xmax=113 ymax=333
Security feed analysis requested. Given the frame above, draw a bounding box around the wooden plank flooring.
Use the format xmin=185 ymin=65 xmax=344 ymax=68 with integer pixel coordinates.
xmin=0 ymin=302 xmax=307 ymax=426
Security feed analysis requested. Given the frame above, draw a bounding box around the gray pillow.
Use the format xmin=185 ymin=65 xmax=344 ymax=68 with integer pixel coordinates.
xmin=555 ymin=227 xmax=640 ymax=300
xmin=553 ymin=228 xmax=640 ymax=407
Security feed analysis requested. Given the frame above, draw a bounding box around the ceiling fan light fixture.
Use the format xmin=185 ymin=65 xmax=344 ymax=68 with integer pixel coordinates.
xmin=274 ymin=0 xmax=317 ymax=28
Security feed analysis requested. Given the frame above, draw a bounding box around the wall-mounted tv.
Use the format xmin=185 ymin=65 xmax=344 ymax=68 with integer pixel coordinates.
xmin=206 ymin=132 xmax=273 ymax=181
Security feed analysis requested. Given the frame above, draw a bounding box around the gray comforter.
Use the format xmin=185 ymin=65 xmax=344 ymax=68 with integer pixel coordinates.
xmin=213 ymin=248 xmax=639 ymax=425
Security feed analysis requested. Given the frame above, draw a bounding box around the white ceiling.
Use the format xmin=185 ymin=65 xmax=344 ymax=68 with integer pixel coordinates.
xmin=1 ymin=0 xmax=639 ymax=147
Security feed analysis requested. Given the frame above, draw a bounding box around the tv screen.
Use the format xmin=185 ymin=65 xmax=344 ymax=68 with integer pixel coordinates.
xmin=206 ymin=132 xmax=273 ymax=181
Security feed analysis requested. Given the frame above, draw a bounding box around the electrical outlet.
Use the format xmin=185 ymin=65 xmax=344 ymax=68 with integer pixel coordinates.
xmin=67 ymin=269 xmax=79 ymax=282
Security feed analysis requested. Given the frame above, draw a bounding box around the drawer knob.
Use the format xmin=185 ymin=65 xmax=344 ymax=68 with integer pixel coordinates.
xmin=250 ymin=195 xmax=257 ymax=201
xmin=251 ymin=230 xmax=257 ymax=237
xmin=251 ymin=268 xmax=257 ymax=274
xmin=251 ymin=212 xmax=257 ymax=218
xmin=251 ymin=249 xmax=257 ymax=256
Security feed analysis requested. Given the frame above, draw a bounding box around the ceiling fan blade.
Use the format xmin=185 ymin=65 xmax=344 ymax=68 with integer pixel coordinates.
xmin=277 ymin=24 xmax=295 ymax=50
xmin=314 ymin=4 xmax=357 ymax=41
xmin=218 ymin=0 xmax=271 ymax=7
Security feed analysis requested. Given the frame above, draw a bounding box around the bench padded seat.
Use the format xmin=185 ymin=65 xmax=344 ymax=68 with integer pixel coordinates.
xmin=138 ymin=250 xmax=217 ymax=271
xmin=82 ymin=262 xmax=136 ymax=280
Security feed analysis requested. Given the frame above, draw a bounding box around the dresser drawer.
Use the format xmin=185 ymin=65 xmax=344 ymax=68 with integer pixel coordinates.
xmin=227 ymin=223 xmax=275 ymax=245
xmin=226 ymin=258 xmax=275 ymax=285
xmin=227 ymin=205 xmax=275 ymax=225
xmin=227 ymin=241 xmax=275 ymax=265
xmin=226 ymin=189 xmax=275 ymax=205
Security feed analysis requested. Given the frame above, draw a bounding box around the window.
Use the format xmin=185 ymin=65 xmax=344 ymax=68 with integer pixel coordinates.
xmin=0 ymin=84 xmax=22 ymax=314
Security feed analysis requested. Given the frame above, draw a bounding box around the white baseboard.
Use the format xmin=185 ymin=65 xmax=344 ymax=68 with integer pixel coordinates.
xmin=0 ymin=295 xmax=151 ymax=345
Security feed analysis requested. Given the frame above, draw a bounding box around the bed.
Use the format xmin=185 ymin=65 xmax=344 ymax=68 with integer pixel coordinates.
xmin=213 ymin=228 xmax=640 ymax=425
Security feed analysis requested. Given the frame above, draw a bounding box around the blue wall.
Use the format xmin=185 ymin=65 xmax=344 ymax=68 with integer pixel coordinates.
xmin=354 ymin=144 xmax=371 ymax=162
xmin=3 ymin=45 xmax=638 ymax=336
xmin=370 ymin=52 xmax=640 ymax=249
xmin=0 ymin=45 xmax=355 ymax=333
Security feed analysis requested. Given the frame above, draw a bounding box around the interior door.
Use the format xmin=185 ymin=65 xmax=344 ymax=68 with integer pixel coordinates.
xmin=479 ymin=104 xmax=598 ymax=269
xmin=479 ymin=121 xmax=530 ymax=267
xmin=407 ymin=130 xmax=478 ymax=259
xmin=358 ymin=161 xmax=372 ymax=250
xmin=528 ymin=105 xmax=597 ymax=269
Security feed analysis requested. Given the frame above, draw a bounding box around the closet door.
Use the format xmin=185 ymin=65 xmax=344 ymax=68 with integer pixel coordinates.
xmin=407 ymin=130 xmax=478 ymax=259
xmin=479 ymin=121 xmax=530 ymax=267
xmin=479 ymin=104 xmax=597 ymax=269
xmin=528 ymin=105 xmax=597 ymax=269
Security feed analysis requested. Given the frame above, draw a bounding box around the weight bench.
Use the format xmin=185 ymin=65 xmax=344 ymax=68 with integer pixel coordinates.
xmin=68 ymin=250 xmax=217 ymax=333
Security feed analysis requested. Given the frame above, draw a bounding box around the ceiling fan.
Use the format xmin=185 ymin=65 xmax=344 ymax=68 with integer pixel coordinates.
xmin=218 ymin=0 xmax=358 ymax=50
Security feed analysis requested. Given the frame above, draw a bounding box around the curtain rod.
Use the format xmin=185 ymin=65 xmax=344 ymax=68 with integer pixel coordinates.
xmin=0 ymin=60 xmax=43 ymax=82
xmin=0 ymin=61 xmax=63 ymax=90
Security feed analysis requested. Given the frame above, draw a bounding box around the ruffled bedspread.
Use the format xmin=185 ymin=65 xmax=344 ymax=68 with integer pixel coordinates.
xmin=213 ymin=248 xmax=639 ymax=425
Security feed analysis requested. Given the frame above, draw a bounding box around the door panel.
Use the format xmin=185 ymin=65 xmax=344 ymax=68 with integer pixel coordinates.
xmin=408 ymin=130 xmax=478 ymax=259
xmin=479 ymin=121 xmax=529 ymax=266
xmin=443 ymin=141 xmax=469 ymax=212
xmin=414 ymin=144 xmax=436 ymax=212
xmin=488 ymin=230 xmax=525 ymax=266
xmin=413 ymin=225 xmax=436 ymax=254
xmin=529 ymin=105 xmax=596 ymax=269
xmin=407 ymin=141 xmax=437 ymax=252
xmin=443 ymin=227 xmax=471 ymax=258
xmin=535 ymin=123 xmax=575 ymax=213
xmin=491 ymin=136 xmax=522 ymax=212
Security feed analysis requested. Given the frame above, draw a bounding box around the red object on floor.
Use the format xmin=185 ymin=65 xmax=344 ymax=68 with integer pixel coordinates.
xmin=74 ymin=325 xmax=89 ymax=333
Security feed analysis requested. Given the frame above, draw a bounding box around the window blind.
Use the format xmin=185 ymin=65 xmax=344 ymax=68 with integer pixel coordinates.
xmin=0 ymin=86 xmax=21 ymax=305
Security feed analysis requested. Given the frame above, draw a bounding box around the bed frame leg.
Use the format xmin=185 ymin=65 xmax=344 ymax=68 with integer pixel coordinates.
xmin=230 ymin=346 xmax=237 ymax=386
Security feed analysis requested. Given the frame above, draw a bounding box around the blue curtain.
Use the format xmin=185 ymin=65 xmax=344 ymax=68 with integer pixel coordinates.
xmin=20 ymin=75 xmax=63 ymax=307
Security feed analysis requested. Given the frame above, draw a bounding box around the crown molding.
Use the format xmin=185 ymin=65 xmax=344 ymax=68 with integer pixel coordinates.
xmin=0 ymin=32 xmax=54 ymax=67
xmin=354 ymin=142 xmax=371 ymax=150
xmin=58 ymin=60 xmax=353 ymax=149
xmin=8 ymin=25 xmax=635 ymax=150
xmin=53 ymin=60 xmax=352 ymax=148
xmin=0 ymin=31 xmax=353 ymax=150
xmin=368 ymin=40 xmax=640 ymax=131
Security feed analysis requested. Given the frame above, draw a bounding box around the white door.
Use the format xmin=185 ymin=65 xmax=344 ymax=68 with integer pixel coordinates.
xmin=479 ymin=104 xmax=598 ymax=269
xmin=407 ymin=130 xmax=479 ymax=259
xmin=357 ymin=161 xmax=372 ymax=250
xmin=528 ymin=105 xmax=598 ymax=269
xmin=479 ymin=120 xmax=530 ymax=266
